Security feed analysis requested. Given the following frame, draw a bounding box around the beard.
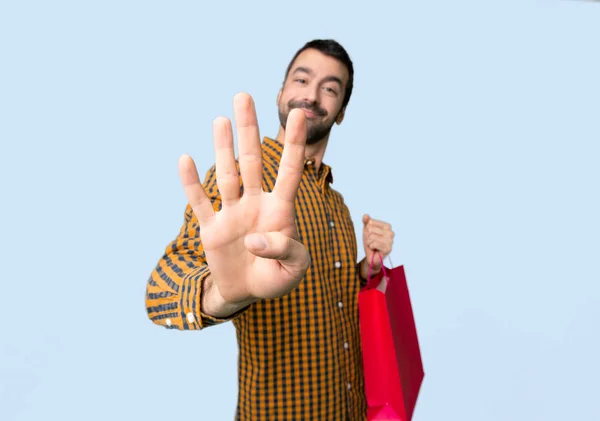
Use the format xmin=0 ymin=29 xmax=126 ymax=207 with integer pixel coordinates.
xmin=278 ymin=100 xmax=335 ymax=145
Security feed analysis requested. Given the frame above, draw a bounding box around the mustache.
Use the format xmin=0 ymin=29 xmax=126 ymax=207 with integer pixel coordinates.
xmin=288 ymin=100 xmax=327 ymax=117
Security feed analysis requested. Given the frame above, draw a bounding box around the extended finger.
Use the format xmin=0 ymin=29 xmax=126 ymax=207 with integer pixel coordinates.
xmin=213 ymin=117 xmax=240 ymax=207
xmin=178 ymin=154 xmax=215 ymax=225
xmin=273 ymin=108 xmax=306 ymax=203
xmin=234 ymin=93 xmax=263 ymax=197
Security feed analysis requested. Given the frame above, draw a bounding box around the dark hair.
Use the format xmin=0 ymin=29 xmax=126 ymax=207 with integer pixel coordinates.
xmin=283 ymin=39 xmax=354 ymax=110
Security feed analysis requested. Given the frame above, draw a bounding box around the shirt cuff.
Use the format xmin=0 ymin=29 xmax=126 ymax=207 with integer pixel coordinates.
xmin=180 ymin=266 xmax=249 ymax=329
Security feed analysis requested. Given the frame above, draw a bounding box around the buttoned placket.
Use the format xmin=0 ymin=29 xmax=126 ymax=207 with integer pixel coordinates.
xmin=324 ymin=182 xmax=355 ymax=406
xmin=305 ymin=158 xmax=354 ymax=406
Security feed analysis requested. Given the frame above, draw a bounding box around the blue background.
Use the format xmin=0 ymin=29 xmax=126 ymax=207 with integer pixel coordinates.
xmin=1 ymin=1 xmax=599 ymax=420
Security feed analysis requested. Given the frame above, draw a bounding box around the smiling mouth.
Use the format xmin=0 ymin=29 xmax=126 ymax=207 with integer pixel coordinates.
xmin=297 ymin=107 xmax=324 ymax=119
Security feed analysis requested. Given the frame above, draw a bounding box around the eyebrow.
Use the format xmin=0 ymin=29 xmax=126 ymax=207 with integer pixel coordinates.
xmin=292 ymin=66 xmax=343 ymax=88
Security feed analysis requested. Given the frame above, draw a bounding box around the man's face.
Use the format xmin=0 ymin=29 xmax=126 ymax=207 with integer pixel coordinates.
xmin=278 ymin=48 xmax=349 ymax=145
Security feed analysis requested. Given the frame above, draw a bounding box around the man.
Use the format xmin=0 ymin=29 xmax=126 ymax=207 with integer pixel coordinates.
xmin=146 ymin=39 xmax=395 ymax=421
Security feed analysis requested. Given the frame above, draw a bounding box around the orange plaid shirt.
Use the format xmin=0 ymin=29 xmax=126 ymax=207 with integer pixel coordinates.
xmin=146 ymin=137 xmax=368 ymax=420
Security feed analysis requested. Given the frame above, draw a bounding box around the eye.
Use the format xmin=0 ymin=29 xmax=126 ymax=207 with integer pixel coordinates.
xmin=295 ymin=78 xmax=306 ymax=84
xmin=324 ymin=86 xmax=338 ymax=96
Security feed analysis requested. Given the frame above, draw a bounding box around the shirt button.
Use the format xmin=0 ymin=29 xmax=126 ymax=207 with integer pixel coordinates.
xmin=165 ymin=318 xmax=172 ymax=327
xmin=306 ymin=160 xmax=313 ymax=165
xmin=344 ymin=342 xmax=349 ymax=349
xmin=335 ymin=261 xmax=341 ymax=268
xmin=187 ymin=312 xmax=195 ymax=323
xmin=338 ymin=301 xmax=343 ymax=309
xmin=329 ymin=221 xmax=335 ymax=227
xmin=347 ymin=383 xmax=352 ymax=390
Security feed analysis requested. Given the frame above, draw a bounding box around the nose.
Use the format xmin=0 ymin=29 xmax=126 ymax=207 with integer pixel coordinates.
xmin=302 ymin=83 xmax=319 ymax=105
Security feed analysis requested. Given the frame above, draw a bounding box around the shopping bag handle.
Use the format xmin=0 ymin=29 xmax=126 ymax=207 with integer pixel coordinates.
xmin=366 ymin=251 xmax=391 ymax=289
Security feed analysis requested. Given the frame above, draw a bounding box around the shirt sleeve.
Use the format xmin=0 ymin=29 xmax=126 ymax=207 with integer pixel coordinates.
xmin=358 ymin=261 xmax=369 ymax=288
xmin=145 ymin=164 xmax=246 ymax=330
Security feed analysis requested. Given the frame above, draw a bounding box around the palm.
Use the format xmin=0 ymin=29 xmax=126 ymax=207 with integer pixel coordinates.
xmin=200 ymin=191 xmax=299 ymax=300
xmin=178 ymin=93 xmax=309 ymax=304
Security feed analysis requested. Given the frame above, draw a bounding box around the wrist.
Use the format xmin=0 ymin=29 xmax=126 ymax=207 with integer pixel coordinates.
xmin=202 ymin=275 xmax=255 ymax=318
xmin=359 ymin=257 xmax=381 ymax=281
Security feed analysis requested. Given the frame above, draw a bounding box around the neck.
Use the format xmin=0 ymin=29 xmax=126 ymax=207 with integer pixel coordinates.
xmin=275 ymin=126 xmax=329 ymax=171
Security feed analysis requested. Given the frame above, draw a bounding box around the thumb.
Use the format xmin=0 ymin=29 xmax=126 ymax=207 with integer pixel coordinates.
xmin=362 ymin=214 xmax=370 ymax=225
xmin=245 ymin=232 xmax=311 ymax=272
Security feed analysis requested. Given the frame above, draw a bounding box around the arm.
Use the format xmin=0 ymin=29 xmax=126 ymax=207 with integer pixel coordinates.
xmin=145 ymin=166 xmax=250 ymax=330
xmin=146 ymin=93 xmax=310 ymax=330
xmin=357 ymin=214 xmax=394 ymax=287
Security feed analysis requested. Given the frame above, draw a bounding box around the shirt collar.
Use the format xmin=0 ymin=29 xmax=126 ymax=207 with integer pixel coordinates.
xmin=262 ymin=137 xmax=334 ymax=185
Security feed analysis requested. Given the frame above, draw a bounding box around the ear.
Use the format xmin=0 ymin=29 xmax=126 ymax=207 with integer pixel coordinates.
xmin=276 ymin=89 xmax=282 ymax=106
xmin=335 ymin=106 xmax=346 ymax=125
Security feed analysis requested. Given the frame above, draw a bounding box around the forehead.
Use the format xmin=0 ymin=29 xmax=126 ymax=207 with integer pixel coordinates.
xmin=287 ymin=48 xmax=349 ymax=84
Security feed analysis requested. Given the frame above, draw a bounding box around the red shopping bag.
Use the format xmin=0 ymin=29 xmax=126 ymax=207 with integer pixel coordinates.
xmin=359 ymin=253 xmax=424 ymax=420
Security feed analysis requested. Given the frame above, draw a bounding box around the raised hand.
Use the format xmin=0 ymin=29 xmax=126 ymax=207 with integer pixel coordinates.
xmin=178 ymin=93 xmax=310 ymax=309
